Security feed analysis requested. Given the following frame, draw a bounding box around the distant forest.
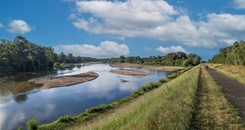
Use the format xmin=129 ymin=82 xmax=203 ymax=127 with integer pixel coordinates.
xmin=0 ymin=36 xmax=202 ymax=73
xmin=209 ymin=41 xmax=245 ymax=65
xmin=106 ymin=52 xmax=201 ymax=67
xmin=0 ymin=36 xmax=97 ymax=72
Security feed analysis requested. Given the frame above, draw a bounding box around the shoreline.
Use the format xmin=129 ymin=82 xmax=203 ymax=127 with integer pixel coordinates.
xmin=37 ymin=68 xmax=190 ymax=130
xmin=110 ymin=69 xmax=150 ymax=76
xmin=110 ymin=63 xmax=186 ymax=71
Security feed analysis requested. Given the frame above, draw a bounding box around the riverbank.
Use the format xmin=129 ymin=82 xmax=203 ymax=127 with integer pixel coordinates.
xmin=36 ymin=67 xmax=190 ymax=130
xmin=110 ymin=69 xmax=150 ymax=76
xmin=28 ymin=72 xmax=98 ymax=89
xmin=111 ymin=63 xmax=186 ymax=71
xmin=35 ymin=64 xmax=245 ymax=130
xmin=65 ymin=66 xmax=198 ymax=130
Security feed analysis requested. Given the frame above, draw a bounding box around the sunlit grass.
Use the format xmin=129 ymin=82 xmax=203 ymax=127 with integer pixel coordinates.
xmin=208 ymin=63 xmax=245 ymax=85
xmin=38 ymin=68 xmax=190 ymax=130
xmin=67 ymin=66 xmax=200 ymax=130
xmin=191 ymin=66 xmax=245 ymax=130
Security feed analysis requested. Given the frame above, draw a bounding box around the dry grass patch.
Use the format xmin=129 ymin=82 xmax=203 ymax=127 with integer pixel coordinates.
xmin=191 ymin=66 xmax=245 ymax=130
xmin=208 ymin=63 xmax=245 ymax=85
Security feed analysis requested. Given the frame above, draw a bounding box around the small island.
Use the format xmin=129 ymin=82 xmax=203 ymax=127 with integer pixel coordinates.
xmin=110 ymin=69 xmax=150 ymax=76
xmin=28 ymin=72 xmax=98 ymax=89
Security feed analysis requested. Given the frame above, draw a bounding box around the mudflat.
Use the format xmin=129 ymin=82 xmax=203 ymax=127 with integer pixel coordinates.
xmin=111 ymin=63 xmax=185 ymax=71
xmin=110 ymin=69 xmax=150 ymax=76
xmin=28 ymin=72 xmax=98 ymax=89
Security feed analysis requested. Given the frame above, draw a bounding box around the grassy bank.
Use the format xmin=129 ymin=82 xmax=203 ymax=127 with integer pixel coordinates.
xmin=208 ymin=63 xmax=245 ymax=85
xmin=35 ymin=68 xmax=191 ymax=130
xmin=65 ymin=66 xmax=199 ymax=130
xmin=191 ymin=66 xmax=245 ymax=129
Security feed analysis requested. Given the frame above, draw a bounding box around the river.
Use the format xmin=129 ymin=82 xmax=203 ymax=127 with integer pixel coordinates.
xmin=0 ymin=64 xmax=171 ymax=130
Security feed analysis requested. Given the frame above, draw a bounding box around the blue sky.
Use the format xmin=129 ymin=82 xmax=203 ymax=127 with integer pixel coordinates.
xmin=0 ymin=0 xmax=244 ymax=60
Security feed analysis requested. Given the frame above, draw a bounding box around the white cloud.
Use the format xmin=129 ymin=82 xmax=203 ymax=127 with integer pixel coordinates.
xmin=234 ymin=0 xmax=245 ymax=9
xmin=72 ymin=0 xmax=178 ymax=37
xmin=8 ymin=20 xmax=32 ymax=34
xmin=70 ymin=0 xmax=245 ymax=48
xmin=54 ymin=41 xmax=129 ymax=58
xmin=156 ymin=46 xmax=189 ymax=54
xmin=0 ymin=23 xmax=3 ymax=28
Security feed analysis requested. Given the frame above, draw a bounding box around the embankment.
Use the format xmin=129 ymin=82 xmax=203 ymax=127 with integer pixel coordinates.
xmin=39 ymin=68 xmax=191 ymax=130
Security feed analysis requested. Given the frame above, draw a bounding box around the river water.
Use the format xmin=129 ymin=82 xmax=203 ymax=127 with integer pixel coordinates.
xmin=0 ymin=64 xmax=170 ymax=130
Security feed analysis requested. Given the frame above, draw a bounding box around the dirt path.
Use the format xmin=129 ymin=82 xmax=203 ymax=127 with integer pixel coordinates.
xmin=206 ymin=67 xmax=245 ymax=119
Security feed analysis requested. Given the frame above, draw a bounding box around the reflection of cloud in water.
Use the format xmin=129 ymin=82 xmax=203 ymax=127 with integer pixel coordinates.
xmin=0 ymin=64 xmax=168 ymax=130
xmin=0 ymin=92 xmax=59 ymax=130
xmin=0 ymin=109 xmax=5 ymax=129
xmin=58 ymin=64 xmax=113 ymax=76
xmin=0 ymin=108 xmax=26 ymax=130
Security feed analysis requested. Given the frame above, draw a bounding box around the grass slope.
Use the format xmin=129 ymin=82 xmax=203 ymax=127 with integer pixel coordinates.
xmin=191 ymin=66 xmax=245 ymax=130
xmin=208 ymin=63 xmax=245 ymax=85
xmin=67 ymin=66 xmax=200 ymax=130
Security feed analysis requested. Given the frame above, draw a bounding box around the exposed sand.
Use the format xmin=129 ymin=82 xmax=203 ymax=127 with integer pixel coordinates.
xmin=111 ymin=63 xmax=185 ymax=71
xmin=111 ymin=63 xmax=144 ymax=68
xmin=28 ymin=72 xmax=98 ymax=89
xmin=110 ymin=69 xmax=150 ymax=76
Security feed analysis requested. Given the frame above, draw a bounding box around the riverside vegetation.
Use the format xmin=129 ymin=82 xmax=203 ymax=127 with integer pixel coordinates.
xmin=209 ymin=41 xmax=245 ymax=65
xmin=0 ymin=36 xmax=200 ymax=74
xmin=0 ymin=36 xmax=98 ymax=73
xmin=26 ymin=68 xmax=191 ymax=130
xmin=23 ymin=64 xmax=245 ymax=130
xmin=106 ymin=52 xmax=201 ymax=67
xmin=2 ymin=36 xmax=245 ymax=129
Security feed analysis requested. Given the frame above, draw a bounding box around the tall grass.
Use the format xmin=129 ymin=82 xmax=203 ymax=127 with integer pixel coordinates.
xmin=68 ymin=67 xmax=200 ymax=130
xmin=191 ymin=66 xmax=245 ymax=130
xmin=208 ymin=63 xmax=245 ymax=85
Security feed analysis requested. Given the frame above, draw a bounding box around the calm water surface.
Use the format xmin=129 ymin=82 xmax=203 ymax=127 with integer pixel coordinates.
xmin=0 ymin=64 xmax=170 ymax=130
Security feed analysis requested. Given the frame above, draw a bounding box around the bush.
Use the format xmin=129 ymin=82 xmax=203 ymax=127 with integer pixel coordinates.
xmin=26 ymin=119 xmax=38 ymax=130
xmin=167 ymin=73 xmax=177 ymax=79
xmin=57 ymin=115 xmax=75 ymax=123
xmin=86 ymin=104 xmax=113 ymax=114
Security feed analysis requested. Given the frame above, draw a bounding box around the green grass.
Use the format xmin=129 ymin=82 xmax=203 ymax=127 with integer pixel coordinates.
xmin=36 ymin=68 xmax=190 ymax=130
xmin=208 ymin=63 xmax=245 ymax=85
xmin=191 ymin=66 xmax=245 ymax=130
xmin=66 ymin=66 xmax=200 ymax=130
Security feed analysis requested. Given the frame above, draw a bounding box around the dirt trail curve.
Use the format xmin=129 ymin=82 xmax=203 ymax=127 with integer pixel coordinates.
xmin=206 ymin=67 xmax=245 ymax=119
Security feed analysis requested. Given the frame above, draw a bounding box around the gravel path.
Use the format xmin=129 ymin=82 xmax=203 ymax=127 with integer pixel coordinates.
xmin=206 ymin=67 xmax=245 ymax=119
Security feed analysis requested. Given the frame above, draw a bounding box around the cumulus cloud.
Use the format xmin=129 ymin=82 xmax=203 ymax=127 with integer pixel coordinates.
xmin=69 ymin=0 xmax=245 ymax=48
xmin=8 ymin=20 xmax=32 ymax=34
xmin=234 ymin=0 xmax=245 ymax=9
xmin=0 ymin=23 xmax=3 ymax=28
xmin=156 ymin=46 xmax=189 ymax=54
xmin=54 ymin=41 xmax=129 ymax=58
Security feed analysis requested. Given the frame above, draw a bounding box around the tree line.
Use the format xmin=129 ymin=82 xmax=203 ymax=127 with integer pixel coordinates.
xmin=0 ymin=36 xmax=97 ymax=72
xmin=106 ymin=52 xmax=201 ymax=67
xmin=209 ymin=41 xmax=245 ymax=65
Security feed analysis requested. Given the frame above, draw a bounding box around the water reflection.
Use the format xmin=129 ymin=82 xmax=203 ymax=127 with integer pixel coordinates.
xmin=14 ymin=94 xmax=28 ymax=103
xmin=0 ymin=64 xmax=169 ymax=130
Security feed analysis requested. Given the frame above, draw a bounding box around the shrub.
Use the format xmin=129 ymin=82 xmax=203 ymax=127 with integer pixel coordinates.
xmin=26 ymin=119 xmax=38 ymax=130
xmin=57 ymin=115 xmax=75 ymax=123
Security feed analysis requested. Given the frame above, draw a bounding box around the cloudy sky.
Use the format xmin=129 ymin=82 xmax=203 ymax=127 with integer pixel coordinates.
xmin=0 ymin=0 xmax=244 ymax=60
